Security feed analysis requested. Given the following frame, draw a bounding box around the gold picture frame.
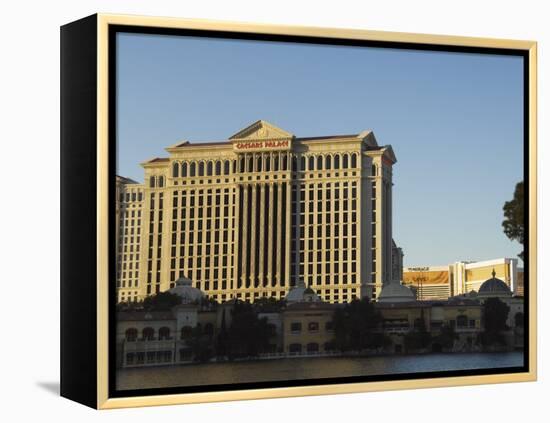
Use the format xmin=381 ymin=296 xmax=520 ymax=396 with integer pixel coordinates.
xmin=60 ymin=13 xmax=537 ymax=409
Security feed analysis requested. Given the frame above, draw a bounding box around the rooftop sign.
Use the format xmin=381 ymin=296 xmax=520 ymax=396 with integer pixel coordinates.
xmin=233 ymin=139 xmax=291 ymax=152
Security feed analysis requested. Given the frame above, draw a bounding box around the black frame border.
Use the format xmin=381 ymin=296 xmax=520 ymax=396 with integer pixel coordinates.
xmin=107 ymin=24 xmax=530 ymax=400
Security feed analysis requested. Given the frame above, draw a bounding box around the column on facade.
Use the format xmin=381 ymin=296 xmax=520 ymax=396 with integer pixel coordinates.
xmin=276 ymin=182 xmax=283 ymax=286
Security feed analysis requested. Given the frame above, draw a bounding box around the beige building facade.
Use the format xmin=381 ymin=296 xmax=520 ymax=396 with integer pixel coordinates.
xmin=116 ymin=120 xmax=399 ymax=303
xmin=116 ymin=176 xmax=144 ymax=303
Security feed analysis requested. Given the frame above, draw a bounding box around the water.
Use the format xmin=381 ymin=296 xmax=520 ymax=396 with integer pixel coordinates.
xmin=116 ymin=352 xmax=524 ymax=391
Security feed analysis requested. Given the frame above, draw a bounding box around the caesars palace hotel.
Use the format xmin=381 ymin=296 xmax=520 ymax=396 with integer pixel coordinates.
xmin=116 ymin=120 xmax=402 ymax=304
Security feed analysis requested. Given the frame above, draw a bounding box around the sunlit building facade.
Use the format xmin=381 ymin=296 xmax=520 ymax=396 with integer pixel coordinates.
xmin=116 ymin=120 xmax=400 ymax=303
xmin=402 ymin=257 xmax=522 ymax=301
xmin=116 ymin=176 xmax=144 ymax=303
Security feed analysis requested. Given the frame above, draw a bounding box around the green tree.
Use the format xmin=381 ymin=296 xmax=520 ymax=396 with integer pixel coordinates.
xmin=404 ymin=311 xmax=431 ymax=352
xmin=141 ymin=291 xmax=182 ymax=311
xmin=431 ymin=324 xmax=458 ymax=351
xmin=502 ymin=181 xmax=524 ymax=261
xmin=187 ymin=325 xmax=214 ymax=363
xmin=479 ymin=297 xmax=510 ymax=347
xmin=333 ymin=298 xmax=386 ymax=351
xmin=227 ymin=301 xmax=271 ymax=358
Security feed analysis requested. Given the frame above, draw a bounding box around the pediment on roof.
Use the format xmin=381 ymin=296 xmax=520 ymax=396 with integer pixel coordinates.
xmin=382 ymin=145 xmax=398 ymax=164
xmin=229 ymin=120 xmax=294 ymax=140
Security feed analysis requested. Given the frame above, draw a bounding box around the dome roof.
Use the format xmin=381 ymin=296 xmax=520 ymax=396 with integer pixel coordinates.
xmin=378 ymin=280 xmax=416 ymax=303
xmin=478 ymin=270 xmax=512 ymax=298
xmin=169 ymin=276 xmax=204 ymax=304
xmin=285 ymin=281 xmax=321 ymax=303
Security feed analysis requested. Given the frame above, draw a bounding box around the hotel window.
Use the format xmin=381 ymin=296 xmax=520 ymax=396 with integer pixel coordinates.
xmin=334 ymin=154 xmax=340 ymax=169
xmin=149 ymin=176 xmax=155 ymax=188
xmin=158 ymin=176 xmax=164 ymax=187
xmin=125 ymin=328 xmax=138 ymax=342
xmin=290 ymin=322 xmax=302 ymax=333
xmin=308 ymin=322 xmax=319 ymax=332
xmin=172 ymin=162 xmax=179 ymax=177
xmin=142 ymin=327 xmax=155 ymax=341
xmin=159 ymin=327 xmax=171 ymax=340
xmin=198 ymin=162 xmax=204 ymax=176
xmin=325 ymin=155 xmax=331 ymax=169
xmin=308 ymin=156 xmax=314 ymax=170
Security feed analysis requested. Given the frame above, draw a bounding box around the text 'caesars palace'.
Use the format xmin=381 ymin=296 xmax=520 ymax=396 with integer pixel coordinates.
xmin=116 ymin=120 xmax=521 ymax=305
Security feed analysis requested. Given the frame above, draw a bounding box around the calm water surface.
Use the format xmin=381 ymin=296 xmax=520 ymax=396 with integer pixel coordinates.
xmin=117 ymin=352 xmax=524 ymax=390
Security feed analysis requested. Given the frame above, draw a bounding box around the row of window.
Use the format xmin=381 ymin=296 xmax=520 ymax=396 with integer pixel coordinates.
xmin=119 ymin=191 xmax=144 ymax=203
xmin=124 ymin=324 xmax=215 ymax=342
xmin=290 ymin=321 xmax=334 ymax=333
xmin=288 ymin=342 xmax=335 ymax=353
xmin=169 ymin=152 xmax=361 ymax=178
xmin=125 ymin=351 xmax=172 ymax=365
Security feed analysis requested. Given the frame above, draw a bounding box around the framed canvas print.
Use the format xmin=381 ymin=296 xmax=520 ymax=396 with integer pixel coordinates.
xmin=60 ymin=14 xmax=537 ymax=409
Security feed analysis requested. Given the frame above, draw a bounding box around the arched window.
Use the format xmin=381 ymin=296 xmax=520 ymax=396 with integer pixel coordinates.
xmin=265 ymin=155 xmax=271 ymax=172
xmin=239 ymin=157 xmax=245 ymax=173
xmin=456 ymin=315 xmax=468 ymax=328
xmin=343 ymin=153 xmax=349 ymax=168
xmin=149 ymin=176 xmax=155 ymax=188
xmin=334 ymin=154 xmax=340 ymax=169
xmin=291 ymin=156 xmax=297 ymax=172
xmin=273 ymin=155 xmax=279 ymax=171
xmin=308 ymin=156 xmax=314 ymax=171
xmin=181 ymin=162 xmax=188 ymax=177
xmin=325 ymin=155 xmax=332 ymax=170
xmin=159 ymin=327 xmax=171 ymax=340
xmin=317 ymin=155 xmax=323 ymax=170
xmin=189 ymin=162 xmax=196 ymax=177
xmin=198 ymin=162 xmax=204 ymax=176
xmin=306 ymin=342 xmax=319 ymax=353
xmin=248 ymin=156 xmax=254 ymax=173
xmin=125 ymin=328 xmax=137 ymax=342
xmin=204 ymin=323 xmax=214 ymax=337
xmin=351 ymin=153 xmax=357 ymax=168
xmin=300 ymin=156 xmax=306 ymax=171
xmin=206 ymin=161 xmax=213 ymax=176
xmin=158 ymin=176 xmax=164 ymax=187
xmin=223 ymin=160 xmax=230 ymax=175
xmin=142 ymin=327 xmax=155 ymax=341
xmin=181 ymin=326 xmax=193 ymax=340
xmin=215 ymin=161 xmax=221 ymax=176
xmin=172 ymin=162 xmax=179 ymax=177
xmin=256 ymin=155 xmax=262 ymax=172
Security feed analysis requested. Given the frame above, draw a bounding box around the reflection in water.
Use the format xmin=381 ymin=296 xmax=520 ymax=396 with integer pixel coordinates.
xmin=117 ymin=352 xmax=524 ymax=391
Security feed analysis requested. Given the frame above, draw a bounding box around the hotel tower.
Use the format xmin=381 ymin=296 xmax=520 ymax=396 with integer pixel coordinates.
xmin=116 ymin=120 xmax=401 ymax=304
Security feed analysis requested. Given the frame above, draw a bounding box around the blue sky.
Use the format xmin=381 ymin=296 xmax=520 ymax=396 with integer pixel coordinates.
xmin=116 ymin=33 xmax=524 ymax=267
